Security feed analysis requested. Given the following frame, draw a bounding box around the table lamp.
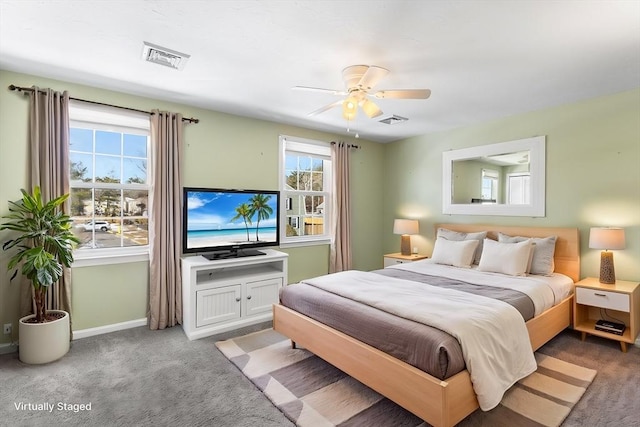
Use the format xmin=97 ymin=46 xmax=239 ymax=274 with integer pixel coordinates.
xmin=589 ymin=227 xmax=625 ymax=284
xmin=393 ymin=219 xmax=419 ymax=256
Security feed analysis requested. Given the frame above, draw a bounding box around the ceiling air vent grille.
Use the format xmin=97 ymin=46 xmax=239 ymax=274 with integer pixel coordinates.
xmin=379 ymin=115 xmax=408 ymax=125
xmin=141 ymin=42 xmax=190 ymax=70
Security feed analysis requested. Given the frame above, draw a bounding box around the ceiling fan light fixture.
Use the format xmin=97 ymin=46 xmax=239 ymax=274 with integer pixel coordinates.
xmin=361 ymin=98 xmax=382 ymax=118
xmin=342 ymin=96 xmax=358 ymax=120
xmin=295 ymin=64 xmax=431 ymax=122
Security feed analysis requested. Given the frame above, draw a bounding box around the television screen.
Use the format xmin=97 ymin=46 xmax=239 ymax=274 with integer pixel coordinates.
xmin=183 ymin=188 xmax=280 ymax=258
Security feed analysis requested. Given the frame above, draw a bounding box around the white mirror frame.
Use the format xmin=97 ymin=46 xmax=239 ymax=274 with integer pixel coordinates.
xmin=443 ymin=136 xmax=546 ymax=217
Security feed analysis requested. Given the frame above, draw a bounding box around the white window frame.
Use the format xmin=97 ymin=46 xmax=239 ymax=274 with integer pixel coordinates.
xmin=279 ymin=135 xmax=333 ymax=247
xmin=69 ymin=102 xmax=151 ymax=266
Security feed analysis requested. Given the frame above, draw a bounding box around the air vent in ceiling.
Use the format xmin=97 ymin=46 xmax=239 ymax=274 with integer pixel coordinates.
xmin=379 ymin=115 xmax=408 ymax=125
xmin=141 ymin=42 xmax=190 ymax=70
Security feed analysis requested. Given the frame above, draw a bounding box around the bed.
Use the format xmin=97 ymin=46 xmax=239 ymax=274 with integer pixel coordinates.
xmin=273 ymin=224 xmax=579 ymax=427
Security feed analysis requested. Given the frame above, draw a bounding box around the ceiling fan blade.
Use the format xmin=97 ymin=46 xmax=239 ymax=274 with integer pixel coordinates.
xmin=374 ymin=89 xmax=431 ymax=99
xmin=308 ymin=100 xmax=343 ymax=116
xmin=357 ymin=66 xmax=389 ymax=90
xmin=293 ymin=86 xmax=347 ymax=96
xmin=360 ymin=98 xmax=383 ymax=118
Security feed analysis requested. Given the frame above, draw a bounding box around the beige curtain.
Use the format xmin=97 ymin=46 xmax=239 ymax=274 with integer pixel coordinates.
xmin=329 ymin=142 xmax=353 ymax=273
xmin=25 ymin=87 xmax=72 ymax=321
xmin=149 ymin=110 xmax=184 ymax=329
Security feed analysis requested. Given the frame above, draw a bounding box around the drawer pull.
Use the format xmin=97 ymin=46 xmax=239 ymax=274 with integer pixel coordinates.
xmin=594 ymin=293 xmax=607 ymax=297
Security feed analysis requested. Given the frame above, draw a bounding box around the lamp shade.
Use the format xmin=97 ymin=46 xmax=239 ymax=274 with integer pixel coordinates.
xmin=589 ymin=227 xmax=626 ymax=250
xmin=393 ymin=219 xmax=419 ymax=235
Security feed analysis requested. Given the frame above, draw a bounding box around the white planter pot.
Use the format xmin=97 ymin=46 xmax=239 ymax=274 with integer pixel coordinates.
xmin=19 ymin=310 xmax=70 ymax=364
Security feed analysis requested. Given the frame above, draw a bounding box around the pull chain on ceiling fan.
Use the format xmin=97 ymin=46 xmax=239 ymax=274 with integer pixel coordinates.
xmin=293 ymin=65 xmax=431 ymax=121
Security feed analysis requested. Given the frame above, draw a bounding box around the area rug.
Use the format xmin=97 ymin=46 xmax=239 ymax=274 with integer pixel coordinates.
xmin=216 ymin=329 xmax=596 ymax=427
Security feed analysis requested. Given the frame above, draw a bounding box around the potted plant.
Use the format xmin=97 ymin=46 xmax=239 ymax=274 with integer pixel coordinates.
xmin=1 ymin=186 xmax=79 ymax=364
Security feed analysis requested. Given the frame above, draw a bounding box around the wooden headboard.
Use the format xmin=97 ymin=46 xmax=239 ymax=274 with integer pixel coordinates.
xmin=436 ymin=224 xmax=580 ymax=282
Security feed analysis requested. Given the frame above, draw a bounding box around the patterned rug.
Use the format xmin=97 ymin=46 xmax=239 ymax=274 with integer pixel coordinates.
xmin=216 ymin=329 xmax=596 ymax=427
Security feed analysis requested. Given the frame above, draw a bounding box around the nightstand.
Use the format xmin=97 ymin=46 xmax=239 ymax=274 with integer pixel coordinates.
xmin=573 ymin=277 xmax=640 ymax=352
xmin=383 ymin=253 xmax=429 ymax=268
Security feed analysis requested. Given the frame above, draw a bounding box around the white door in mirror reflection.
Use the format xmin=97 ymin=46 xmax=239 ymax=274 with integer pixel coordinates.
xmin=451 ymin=151 xmax=529 ymax=205
xmin=507 ymin=173 xmax=530 ymax=204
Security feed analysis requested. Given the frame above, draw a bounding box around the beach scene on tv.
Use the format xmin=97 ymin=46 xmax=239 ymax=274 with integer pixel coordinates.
xmin=186 ymin=191 xmax=278 ymax=250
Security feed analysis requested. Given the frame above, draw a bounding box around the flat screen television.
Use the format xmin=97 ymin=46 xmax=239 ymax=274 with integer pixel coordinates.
xmin=182 ymin=187 xmax=280 ymax=260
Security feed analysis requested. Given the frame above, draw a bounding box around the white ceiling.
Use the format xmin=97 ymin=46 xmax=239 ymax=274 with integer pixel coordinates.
xmin=1 ymin=1 xmax=639 ymax=143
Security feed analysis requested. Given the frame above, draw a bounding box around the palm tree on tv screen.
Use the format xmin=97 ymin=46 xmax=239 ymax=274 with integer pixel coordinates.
xmin=249 ymin=193 xmax=273 ymax=242
xmin=231 ymin=203 xmax=252 ymax=241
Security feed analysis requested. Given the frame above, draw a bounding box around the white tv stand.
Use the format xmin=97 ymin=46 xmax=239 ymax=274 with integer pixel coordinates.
xmin=181 ymin=249 xmax=288 ymax=340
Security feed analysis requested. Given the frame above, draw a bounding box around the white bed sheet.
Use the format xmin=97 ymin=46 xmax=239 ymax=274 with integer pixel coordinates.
xmin=388 ymin=260 xmax=573 ymax=316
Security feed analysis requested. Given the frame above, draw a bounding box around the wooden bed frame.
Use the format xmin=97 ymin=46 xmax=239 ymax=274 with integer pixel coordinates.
xmin=273 ymin=224 xmax=579 ymax=427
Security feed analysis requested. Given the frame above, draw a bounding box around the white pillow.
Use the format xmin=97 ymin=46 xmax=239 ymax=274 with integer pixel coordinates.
xmin=498 ymin=233 xmax=557 ymax=276
xmin=431 ymin=237 xmax=479 ymax=268
xmin=436 ymin=228 xmax=487 ymax=265
xmin=478 ymin=238 xmax=534 ymax=276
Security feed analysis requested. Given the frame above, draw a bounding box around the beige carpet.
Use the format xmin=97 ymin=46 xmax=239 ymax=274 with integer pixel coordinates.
xmin=216 ymin=329 xmax=597 ymax=427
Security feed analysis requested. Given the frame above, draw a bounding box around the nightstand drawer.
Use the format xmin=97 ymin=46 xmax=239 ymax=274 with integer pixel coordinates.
xmin=576 ymin=287 xmax=630 ymax=312
xmin=384 ymin=258 xmax=409 ymax=267
xmin=383 ymin=253 xmax=429 ymax=268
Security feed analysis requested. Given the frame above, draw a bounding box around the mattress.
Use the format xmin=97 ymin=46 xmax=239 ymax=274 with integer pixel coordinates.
xmin=279 ymin=262 xmax=573 ymax=381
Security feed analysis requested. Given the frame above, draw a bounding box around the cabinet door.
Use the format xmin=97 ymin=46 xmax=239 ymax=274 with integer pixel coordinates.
xmin=245 ymin=278 xmax=283 ymax=317
xmin=196 ymin=285 xmax=241 ymax=327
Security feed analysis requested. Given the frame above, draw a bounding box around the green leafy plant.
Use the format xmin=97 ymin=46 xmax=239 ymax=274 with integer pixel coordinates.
xmin=1 ymin=187 xmax=79 ymax=323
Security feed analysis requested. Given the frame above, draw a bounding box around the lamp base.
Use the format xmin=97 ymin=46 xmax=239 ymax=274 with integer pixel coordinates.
xmin=400 ymin=235 xmax=411 ymax=256
xmin=599 ymin=251 xmax=616 ymax=284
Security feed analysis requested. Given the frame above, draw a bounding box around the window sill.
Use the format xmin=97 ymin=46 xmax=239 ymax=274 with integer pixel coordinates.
xmin=279 ymin=238 xmax=332 ymax=249
xmin=72 ymin=247 xmax=150 ymax=267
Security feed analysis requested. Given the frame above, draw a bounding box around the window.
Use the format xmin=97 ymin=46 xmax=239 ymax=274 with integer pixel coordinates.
xmin=68 ymin=102 xmax=150 ymax=258
xmin=481 ymin=169 xmax=499 ymax=203
xmin=279 ymin=136 xmax=332 ymax=246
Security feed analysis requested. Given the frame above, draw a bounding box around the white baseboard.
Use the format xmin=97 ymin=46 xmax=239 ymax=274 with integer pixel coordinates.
xmin=636 ymin=336 xmax=640 ymax=348
xmin=73 ymin=318 xmax=148 ymax=340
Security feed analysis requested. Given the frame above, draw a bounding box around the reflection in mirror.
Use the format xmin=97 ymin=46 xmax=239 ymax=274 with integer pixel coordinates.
xmin=443 ymin=136 xmax=545 ymax=217
xmin=451 ymin=150 xmax=530 ymax=205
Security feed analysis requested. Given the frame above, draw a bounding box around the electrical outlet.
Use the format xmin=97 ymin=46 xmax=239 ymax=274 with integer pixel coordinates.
xmin=3 ymin=323 xmax=11 ymax=335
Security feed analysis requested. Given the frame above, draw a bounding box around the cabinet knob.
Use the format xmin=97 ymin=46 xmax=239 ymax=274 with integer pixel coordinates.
xmin=235 ymin=297 xmax=241 ymax=302
xmin=247 ymin=295 xmax=252 ymax=300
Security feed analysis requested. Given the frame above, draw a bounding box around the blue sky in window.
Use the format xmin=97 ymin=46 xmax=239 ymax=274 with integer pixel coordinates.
xmin=284 ymin=155 xmax=323 ymax=171
xmin=70 ymin=128 xmax=147 ymax=182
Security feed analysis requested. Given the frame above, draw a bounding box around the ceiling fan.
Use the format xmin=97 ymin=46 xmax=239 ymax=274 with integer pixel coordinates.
xmin=293 ymin=65 xmax=431 ymax=121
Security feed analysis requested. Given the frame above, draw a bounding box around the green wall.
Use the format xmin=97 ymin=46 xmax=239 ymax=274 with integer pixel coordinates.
xmin=383 ymin=88 xmax=640 ymax=282
xmin=0 ymin=70 xmax=385 ymax=342
xmin=2 ymin=68 xmax=638 ymax=346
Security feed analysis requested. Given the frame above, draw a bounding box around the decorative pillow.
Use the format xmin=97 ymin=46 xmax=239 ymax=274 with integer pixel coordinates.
xmin=436 ymin=228 xmax=487 ymax=265
xmin=498 ymin=233 xmax=557 ymax=276
xmin=478 ymin=238 xmax=534 ymax=276
xmin=431 ymin=237 xmax=479 ymax=268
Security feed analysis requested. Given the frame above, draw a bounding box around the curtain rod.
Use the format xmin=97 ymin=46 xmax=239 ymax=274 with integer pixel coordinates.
xmin=331 ymin=141 xmax=361 ymax=149
xmin=8 ymin=84 xmax=199 ymax=124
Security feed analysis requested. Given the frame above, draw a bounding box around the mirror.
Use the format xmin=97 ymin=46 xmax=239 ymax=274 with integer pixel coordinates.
xmin=443 ymin=136 xmax=546 ymax=216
